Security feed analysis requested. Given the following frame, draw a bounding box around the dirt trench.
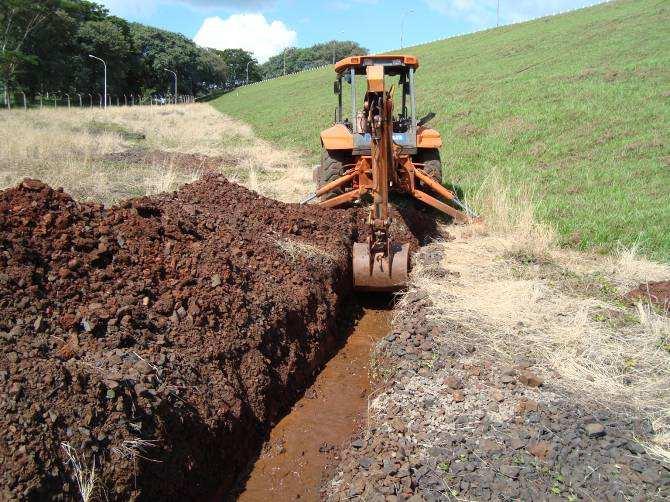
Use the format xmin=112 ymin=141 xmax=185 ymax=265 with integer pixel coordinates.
xmin=0 ymin=176 xmax=436 ymax=500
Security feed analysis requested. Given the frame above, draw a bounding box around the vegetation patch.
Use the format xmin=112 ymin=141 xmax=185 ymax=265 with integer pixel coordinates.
xmin=212 ymin=0 xmax=670 ymax=261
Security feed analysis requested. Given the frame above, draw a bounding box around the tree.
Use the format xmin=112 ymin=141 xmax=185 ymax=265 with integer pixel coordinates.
xmin=215 ymin=49 xmax=260 ymax=87
xmin=261 ymin=41 xmax=368 ymax=79
xmin=0 ymin=0 xmax=53 ymax=100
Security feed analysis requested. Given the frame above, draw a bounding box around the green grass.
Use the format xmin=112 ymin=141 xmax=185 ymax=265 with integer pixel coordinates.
xmin=212 ymin=0 xmax=670 ymax=261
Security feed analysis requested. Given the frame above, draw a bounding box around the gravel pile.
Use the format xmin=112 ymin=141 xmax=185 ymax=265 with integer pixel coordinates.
xmin=326 ymin=249 xmax=669 ymax=501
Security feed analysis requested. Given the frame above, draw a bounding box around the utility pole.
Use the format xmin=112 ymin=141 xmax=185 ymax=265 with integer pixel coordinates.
xmin=283 ymin=49 xmax=286 ymax=76
xmin=88 ymin=54 xmax=107 ymax=109
xmin=332 ymin=30 xmax=345 ymax=64
xmin=164 ymin=68 xmax=177 ymax=104
xmin=400 ymin=9 xmax=414 ymax=49
xmin=497 ymin=0 xmax=500 ymax=27
xmin=246 ymin=60 xmax=252 ymax=84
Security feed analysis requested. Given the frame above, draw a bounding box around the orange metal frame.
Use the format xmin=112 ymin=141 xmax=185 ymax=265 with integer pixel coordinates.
xmin=315 ymin=153 xmax=473 ymax=223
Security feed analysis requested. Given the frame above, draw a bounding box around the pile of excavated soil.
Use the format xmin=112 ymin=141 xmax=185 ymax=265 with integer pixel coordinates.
xmin=0 ymin=175 xmax=374 ymax=500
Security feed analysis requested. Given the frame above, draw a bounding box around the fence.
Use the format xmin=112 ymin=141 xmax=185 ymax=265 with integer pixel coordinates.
xmin=0 ymin=92 xmax=195 ymax=111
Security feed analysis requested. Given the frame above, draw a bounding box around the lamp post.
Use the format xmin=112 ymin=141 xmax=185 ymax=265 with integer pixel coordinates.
xmin=164 ymin=68 xmax=177 ymax=104
xmin=497 ymin=0 xmax=500 ymax=27
xmin=400 ymin=9 xmax=414 ymax=49
xmin=246 ymin=60 xmax=252 ymax=84
xmin=332 ymin=30 xmax=345 ymax=64
xmin=88 ymin=54 xmax=107 ymax=109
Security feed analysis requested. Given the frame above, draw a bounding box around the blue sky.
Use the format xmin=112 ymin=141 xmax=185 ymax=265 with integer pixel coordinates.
xmin=99 ymin=0 xmax=603 ymax=62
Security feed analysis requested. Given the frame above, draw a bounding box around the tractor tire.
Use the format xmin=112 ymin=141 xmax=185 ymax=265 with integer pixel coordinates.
xmin=316 ymin=149 xmax=349 ymax=201
xmin=416 ymin=148 xmax=443 ymax=185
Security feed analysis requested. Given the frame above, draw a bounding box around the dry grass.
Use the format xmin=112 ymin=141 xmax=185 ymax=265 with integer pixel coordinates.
xmin=275 ymin=238 xmax=335 ymax=265
xmin=399 ymin=168 xmax=670 ymax=463
xmin=0 ymin=104 xmax=313 ymax=205
xmin=60 ymin=442 xmax=98 ymax=502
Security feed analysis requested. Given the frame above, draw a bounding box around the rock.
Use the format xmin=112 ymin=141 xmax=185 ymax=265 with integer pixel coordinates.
xmin=480 ymin=439 xmax=501 ymax=453
xmin=452 ymin=391 xmax=465 ymax=402
xmin=501 ymin=374 xmax=516 ymax=384
xmin=351 ymin=439 xmax=365 ymax=449
xmin=510 ymin=437 xmax=526 ymax=450
xmin=444 ymin=375 xmax=463 ymax=390
xmin=625 ymin=441 xmax=646 ymax=454
xmin=359 ymin=457 xmax=373 ymax=469
xmin=390 ymin=417 xmax=406 ymax=433
xmin=584 ymin=422 xmax=606 ymax=438
xmin=501 ymin=367 xmax=516 ymax=376
xmin=33 ymin=316 xmax=44 ymax=333
xmin=348 ymin=478 xmax=365 ymax=497
xmin=524 ymin=400 xmax=538 ymax=412
xmin=518 ymin=370 xmax=543 ymax=387
xmin=500 ymin=465 xmax=520 ymax=479
xmin=211 ymin=274 xmax=221 ymax=287
xmin=527 ymin=440 xmax=551 ymax=459
xmin=491 ymin=390 xmax=505 ymax=402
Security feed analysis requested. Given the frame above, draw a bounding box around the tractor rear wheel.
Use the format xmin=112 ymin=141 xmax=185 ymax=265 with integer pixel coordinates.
xmin=316 ymin=149 xmax=350 ymax=200
xmin=416 ymin=148 xmax=443 ymax=185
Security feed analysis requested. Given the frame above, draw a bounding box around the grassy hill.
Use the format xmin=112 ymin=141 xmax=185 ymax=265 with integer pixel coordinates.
xmin=212 ymin=0 xmax=670 ymax=261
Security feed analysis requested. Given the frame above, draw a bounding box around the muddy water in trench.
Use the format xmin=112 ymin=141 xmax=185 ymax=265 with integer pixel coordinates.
xmin=237 ymin=297 xmax=392 ymax=501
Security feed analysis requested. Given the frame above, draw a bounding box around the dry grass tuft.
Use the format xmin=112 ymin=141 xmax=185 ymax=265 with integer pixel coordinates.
xmin=61 ymin=442 xmax=98 ymax=502
xmin=0 ymin=104 xmax=313 ymax=204
xmin=111 ymin=438 xmax=161 ymax=463
xmin=275 ymin=238 xmax=335 ymax=264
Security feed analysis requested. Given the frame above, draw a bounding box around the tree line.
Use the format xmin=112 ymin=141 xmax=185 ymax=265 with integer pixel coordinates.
xmin=0 ymin=0 xmax=367 ymax=101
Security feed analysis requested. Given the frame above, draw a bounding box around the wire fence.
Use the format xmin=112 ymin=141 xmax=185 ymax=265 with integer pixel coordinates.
xmin=0 ymin=91 xmax=195 ymax=111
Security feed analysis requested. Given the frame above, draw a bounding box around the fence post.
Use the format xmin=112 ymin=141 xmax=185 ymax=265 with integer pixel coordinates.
xmin=66 ymin=94 xmax=70 ymax=108
xmin=88 ymin=94 xmax=92 ymax=107
xmin=21 ymin=92 xmax=26 ymax=110
xmin=131 ymin=94 xmax=134 ymax=106
xmin=53 ymin=96 xmax=57 ymax=108
xmin=39 ymin=95 xmax=43 ymax=108
xmin=98 ymin=94 xmax=102 ymax=107
xmin=116 ymin=96 xmax=119 ymax=106
xmin=124 ymin=94 xmax=127 ymax=106
xmin=77 ymin=93 xmax=82 ymax=107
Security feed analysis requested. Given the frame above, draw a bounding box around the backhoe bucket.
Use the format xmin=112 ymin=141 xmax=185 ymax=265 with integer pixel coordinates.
xmin=353 ymin=241 xmax=409 ymax=292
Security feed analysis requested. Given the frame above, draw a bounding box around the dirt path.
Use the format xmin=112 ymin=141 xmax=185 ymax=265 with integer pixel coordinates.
xmin=237 ymin=296 xmax=391 ymax=501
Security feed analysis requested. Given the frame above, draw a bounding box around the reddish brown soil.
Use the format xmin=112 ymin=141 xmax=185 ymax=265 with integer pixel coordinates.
xmin=0 ymin=175 xmax=371 ymax=500
xmin=626 ymin=280 xmax=670 ymax=311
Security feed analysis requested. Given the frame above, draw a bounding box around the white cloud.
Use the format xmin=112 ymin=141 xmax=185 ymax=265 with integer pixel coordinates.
xmin=423 ymin=0 xmax=600 ymax=28
xmin=193 ymin=13 xmax=297 ymax=63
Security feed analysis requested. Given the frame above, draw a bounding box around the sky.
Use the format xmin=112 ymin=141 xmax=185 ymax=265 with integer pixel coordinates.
xmin=99 ymin=0 xmax=604 ymax=63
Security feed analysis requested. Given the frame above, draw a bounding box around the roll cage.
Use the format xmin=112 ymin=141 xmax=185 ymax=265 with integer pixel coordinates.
xmin=333 ymin=56 xmax=418 ymax=154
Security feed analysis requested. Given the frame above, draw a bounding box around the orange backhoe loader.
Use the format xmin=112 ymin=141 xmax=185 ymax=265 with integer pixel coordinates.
xmin=301 ymin=55 xmax=476 ymax=292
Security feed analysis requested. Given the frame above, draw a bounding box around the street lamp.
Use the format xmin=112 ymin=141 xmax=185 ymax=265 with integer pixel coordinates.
xmin=164 ymin=68 xmax=177 ymax=104
xmin=246 ymin=60 xmax=252 ymax=84
xmin=400 ymin=9 xmax=415 ymax=49
xmin=332 ymin=30 xmax=345 ymax=64
xmin=88 ymin=54 xmax=107 ymax=109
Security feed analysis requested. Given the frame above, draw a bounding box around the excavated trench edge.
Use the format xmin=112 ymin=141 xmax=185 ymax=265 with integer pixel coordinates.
xmin=231 ymin=294 xmax=394 ymax=501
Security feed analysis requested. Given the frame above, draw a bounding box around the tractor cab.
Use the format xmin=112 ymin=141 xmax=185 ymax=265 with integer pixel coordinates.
xmin=332 ymin=55 xmax=420 ymax=154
